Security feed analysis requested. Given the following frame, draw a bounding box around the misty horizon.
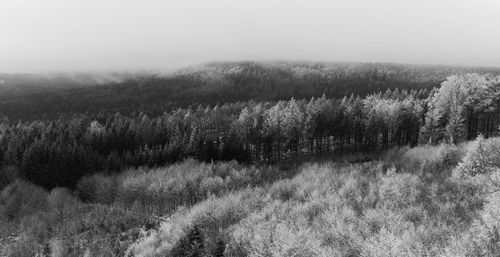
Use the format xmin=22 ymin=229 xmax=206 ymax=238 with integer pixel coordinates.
xmin=2 ymin=61 xmax=500 ymax=77
xmin=2 ymin=0 xmax=500 ymax=73
xmin=3 ymin=60 xmax=500 ymax=76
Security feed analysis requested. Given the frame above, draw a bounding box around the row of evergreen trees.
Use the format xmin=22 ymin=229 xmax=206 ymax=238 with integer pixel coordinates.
xmin=0 ymin=74 xmax=499 ymax=190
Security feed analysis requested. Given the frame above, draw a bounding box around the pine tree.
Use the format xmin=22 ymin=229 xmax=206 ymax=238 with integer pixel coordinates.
xmin=282 ymin=98 xmax=304 ymax=156
xmin=139 ymin=114 xmax=153 ymax=145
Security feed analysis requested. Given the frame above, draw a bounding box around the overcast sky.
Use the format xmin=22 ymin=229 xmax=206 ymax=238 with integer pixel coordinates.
xmin=1 ymin=0 xmax=499 ymax=72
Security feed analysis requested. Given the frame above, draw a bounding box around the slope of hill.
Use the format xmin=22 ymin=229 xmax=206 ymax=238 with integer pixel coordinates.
xmin=2 ymin=137 xmax=500 ymax=256
xmin=0 ymin=72 xmax=143 ymax=93
xmin=1 ymin=61 xmax=500 ymax=120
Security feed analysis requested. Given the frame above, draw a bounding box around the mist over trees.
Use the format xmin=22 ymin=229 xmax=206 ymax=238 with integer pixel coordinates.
xmin=2 ymin=61 xmax=500 ymax=120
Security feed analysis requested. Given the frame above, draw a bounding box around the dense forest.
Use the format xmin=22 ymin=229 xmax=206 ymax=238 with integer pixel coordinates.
xmin=2 ymin=129 xmax=500 ymax=256
xmin=1 ymin=63 xmax=500 ymax=256
xmin=2 ymin=61 xmax=500 ymax=120
xmin=0 ymin=72 xmax=499 ymax=191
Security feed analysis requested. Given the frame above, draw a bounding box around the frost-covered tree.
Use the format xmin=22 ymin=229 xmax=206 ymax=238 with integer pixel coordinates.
xmin=421 ymin=74 xmax=491 ymax=144
xmin=264 ymin=101 xmax=286 ymax=160
xmin=281 ymin=98 xmax=305 ymax=155
xmin=453 ymin=135 xmax=500 ymax=178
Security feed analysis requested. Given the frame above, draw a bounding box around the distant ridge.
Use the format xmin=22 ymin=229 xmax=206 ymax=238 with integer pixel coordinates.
xmin=0 ymin=71 xmax=152 ymax=94
xmin=1 ymin=61 xmax=500 ymax=120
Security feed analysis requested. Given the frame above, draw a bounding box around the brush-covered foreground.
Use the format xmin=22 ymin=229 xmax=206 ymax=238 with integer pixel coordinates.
xmin=1 ymin=136 xmax=500 ymax=257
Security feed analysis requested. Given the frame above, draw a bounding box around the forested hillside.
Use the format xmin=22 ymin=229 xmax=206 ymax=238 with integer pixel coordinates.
xmin=0 ymin=72 xmax=141 ymax=94
xmin=2 ymin=62 xmax=500 ymax=120
xmin=1 ymin=64 xmax=500 ymax=256
xmin=0 ymin=73 xmax=499 ymax=191
xmin=2 ymin=136 xmax=500 ymax=256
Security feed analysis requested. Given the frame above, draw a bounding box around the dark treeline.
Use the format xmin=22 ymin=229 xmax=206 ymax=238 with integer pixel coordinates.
xmin=1 ymin=73 xmax=499 ymax=190
xmin=3 ymin=62 xmax=500 ymax=120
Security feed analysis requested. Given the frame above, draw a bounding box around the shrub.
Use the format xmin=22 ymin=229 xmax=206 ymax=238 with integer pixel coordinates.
xmin=60 ymin=204 xmax=148 ymax=257
xmin=47 ymin=188 xmax=79 ymax=231
xmin=387 ymin=143 xmax=462 ymax=176
xmin=441 ymin=192 xmax=500 ymax=257
xmin=0 ymin=180 xmax=48 ymax=222
xmin=453 ymin=135 xmax=500 ymax=179
xmin=269 ymin=179 xmax=298 ymax=201
xmin=19 ymin=213 xmax=51 ymax=244
xmin=377 ymin=173 xmax=423 ymax=210
xmin=126 ymin=188 xmax=265 ymax=257
xmin=225 ymin=201 xmax=325 ymax=257
xmin=0 ymin=166 xmax=19 ymax=191
xmin=74 ymin=159 xmax=286 ymax=216
xmin=49 ymin=237 xmax=68 ymax=257
xmin=1 ymin=235 xmax=41 ymax=257
xmin=338 ymin=174 xmax=378 ymax=214
xmin=427 ymin=177 xmax=485 ymax=226
xmin=76 ymin=173 xmax=118 ymax=204
xmin=364 ymin=226 xmax=425 ymax=257
xmin=200 ymin=176 xmax=226 ymax=196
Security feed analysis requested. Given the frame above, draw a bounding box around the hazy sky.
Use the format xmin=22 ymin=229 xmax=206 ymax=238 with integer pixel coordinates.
xmin=1 ymin=0 xmax=500 ymax=72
